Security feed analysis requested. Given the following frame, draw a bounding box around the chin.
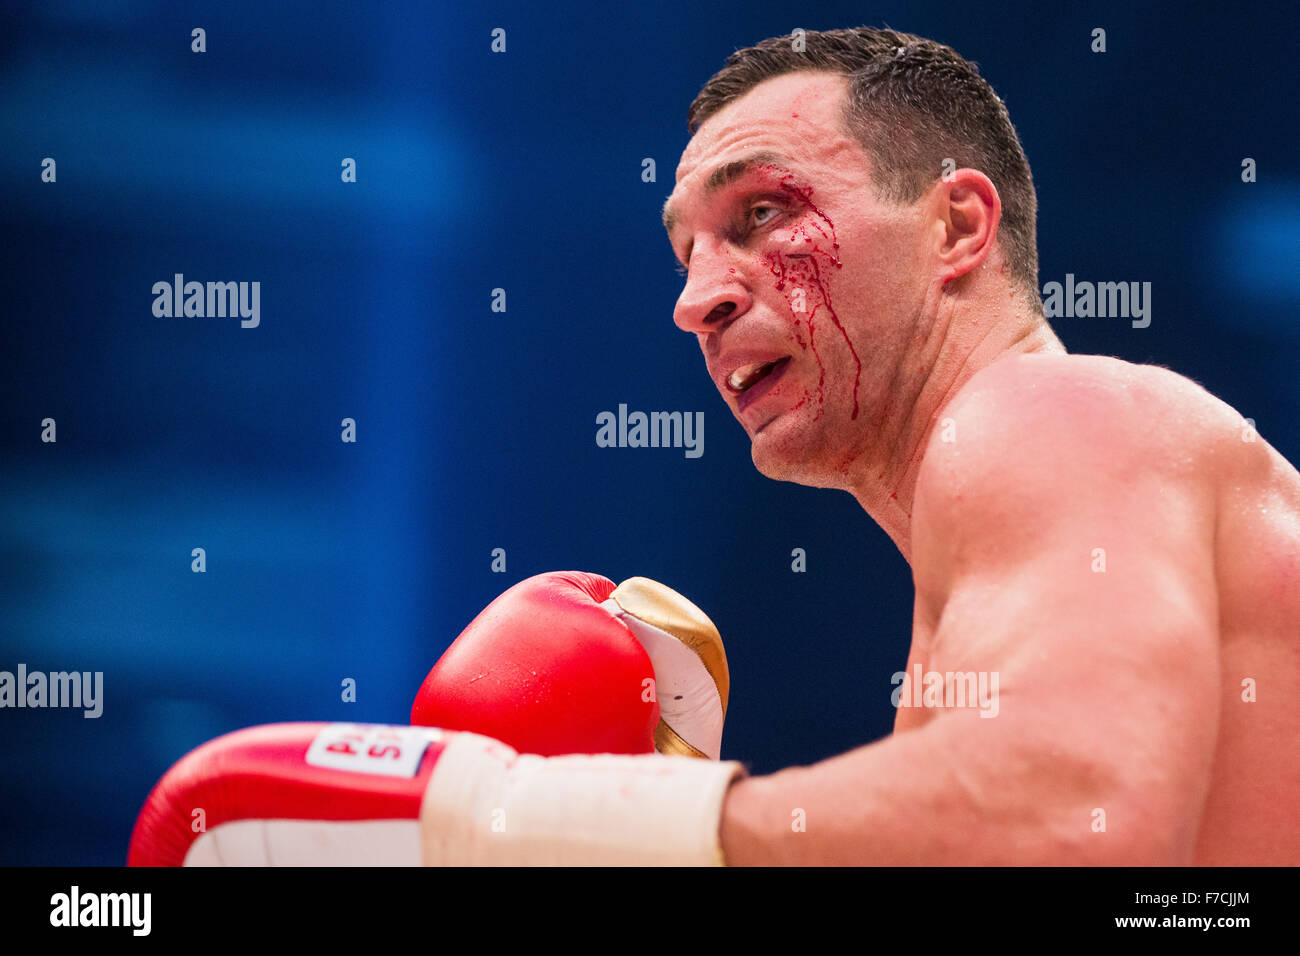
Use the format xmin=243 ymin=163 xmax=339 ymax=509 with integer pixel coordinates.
xmin=748 ymin=416 xmax=831 ymax=487
xmin=748 ymin=406 xmax=867 ymax=491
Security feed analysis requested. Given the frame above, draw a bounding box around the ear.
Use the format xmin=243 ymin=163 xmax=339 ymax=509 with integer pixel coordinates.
xmin=932 ymin=168 xmax=1001 ymax=284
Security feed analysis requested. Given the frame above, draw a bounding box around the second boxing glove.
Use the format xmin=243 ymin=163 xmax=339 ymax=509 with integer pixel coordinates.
xmin=128 ymin=721 xmax=745 ymax=867
xmin=410 ymin=572 xmax=729 ymax=759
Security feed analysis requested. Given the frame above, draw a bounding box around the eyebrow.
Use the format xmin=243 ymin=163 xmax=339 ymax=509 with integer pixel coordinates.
xmin=661 ymin=150 xmax=793 ymax=235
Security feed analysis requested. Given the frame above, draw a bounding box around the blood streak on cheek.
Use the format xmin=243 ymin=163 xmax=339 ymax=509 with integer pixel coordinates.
xmin=758 ymin=169 xmax=863 ymax=420
xmin=763 ymin=251 xmax=807 ymax=350
xmin=767 ymin=249 xmax=826 ymax=419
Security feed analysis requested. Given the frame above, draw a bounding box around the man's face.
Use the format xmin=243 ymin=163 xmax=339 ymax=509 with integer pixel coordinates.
xmin=664 ymin=71 xmax=933 ymax=488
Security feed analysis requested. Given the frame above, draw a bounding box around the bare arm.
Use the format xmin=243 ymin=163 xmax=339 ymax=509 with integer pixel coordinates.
xmin=720 ymin=359 xmax=1222 ymax=865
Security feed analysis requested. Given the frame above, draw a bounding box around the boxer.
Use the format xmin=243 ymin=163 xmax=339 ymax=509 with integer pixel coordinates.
xmin=662 ymin=27 xmax=1298 ymax=864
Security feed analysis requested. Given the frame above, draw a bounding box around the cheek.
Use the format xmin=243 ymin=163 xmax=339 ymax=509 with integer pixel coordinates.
xmin=761 ymin=211 xmax=843 ymax=329
xmin=760 ymin=217 xmax=865 ymax=421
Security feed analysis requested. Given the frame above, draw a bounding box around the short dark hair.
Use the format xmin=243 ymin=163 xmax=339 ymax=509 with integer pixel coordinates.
xmin=688 ymin=27 xmax=1039 ymax=298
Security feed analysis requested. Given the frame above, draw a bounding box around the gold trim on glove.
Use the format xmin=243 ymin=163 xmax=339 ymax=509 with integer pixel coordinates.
xmin=611 ymin=576 xmax=730 ymax=759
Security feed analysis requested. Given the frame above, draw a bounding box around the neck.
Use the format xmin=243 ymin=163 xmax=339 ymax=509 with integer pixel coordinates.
xmin=849 ymin=287 xmax=1065 ymax=563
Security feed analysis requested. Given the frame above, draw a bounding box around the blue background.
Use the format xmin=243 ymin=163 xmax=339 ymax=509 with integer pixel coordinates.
xmin=2 ymin=0 xmax=1297 ymax=865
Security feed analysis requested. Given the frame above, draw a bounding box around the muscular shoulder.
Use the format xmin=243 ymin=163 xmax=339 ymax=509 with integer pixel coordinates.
xmin=920 ymin=352 xmax=1249 ymax=495
xmin=912 ymin=353 xmax=1243 ymax=586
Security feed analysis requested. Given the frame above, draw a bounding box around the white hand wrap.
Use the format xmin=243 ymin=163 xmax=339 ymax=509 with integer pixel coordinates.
xmin=420 ymin=732 xmax=745 ymax=866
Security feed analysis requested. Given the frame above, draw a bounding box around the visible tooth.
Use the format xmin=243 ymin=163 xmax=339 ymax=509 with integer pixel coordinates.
xmin=728 ymin=362 xmax=768 ymax=391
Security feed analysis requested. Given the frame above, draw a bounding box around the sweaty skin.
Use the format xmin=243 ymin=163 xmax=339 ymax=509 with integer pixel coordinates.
xmin=664 ymin=71 xmax=1300 ymax=864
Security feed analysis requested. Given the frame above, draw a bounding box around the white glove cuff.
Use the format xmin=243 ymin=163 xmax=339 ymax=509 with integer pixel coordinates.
xmin=420 ymin=732 xmax=745 ymax=866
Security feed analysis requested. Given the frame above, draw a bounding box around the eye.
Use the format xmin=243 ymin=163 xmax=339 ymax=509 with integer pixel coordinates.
xmin=749 ymin=204 xmax=781 ymax=228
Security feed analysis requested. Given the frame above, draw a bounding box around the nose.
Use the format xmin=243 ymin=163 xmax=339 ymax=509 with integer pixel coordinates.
xmin=672 ymin=243 xmax=752 ymax=335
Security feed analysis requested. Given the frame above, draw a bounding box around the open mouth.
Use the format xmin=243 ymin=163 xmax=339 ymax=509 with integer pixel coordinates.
xmin=728 ymin=357 xmax=791 ymax=410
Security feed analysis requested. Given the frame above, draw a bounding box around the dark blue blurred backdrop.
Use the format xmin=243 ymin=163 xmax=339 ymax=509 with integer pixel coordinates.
xmin=2 ymin=1 xmax=1297 ymax=864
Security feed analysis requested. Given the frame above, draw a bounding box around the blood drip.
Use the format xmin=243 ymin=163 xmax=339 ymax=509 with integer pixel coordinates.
xmin=758 ymin=166 xmax=863 ymax=420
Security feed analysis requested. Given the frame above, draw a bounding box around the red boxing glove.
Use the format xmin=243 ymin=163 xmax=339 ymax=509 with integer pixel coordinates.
xmin=128 ymin=722 xmax=744 ymax=866
xmin=128 ymin=723 xmax=444 ymax=866
xmin=411 ymin=572 xmax=729 ymax=759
